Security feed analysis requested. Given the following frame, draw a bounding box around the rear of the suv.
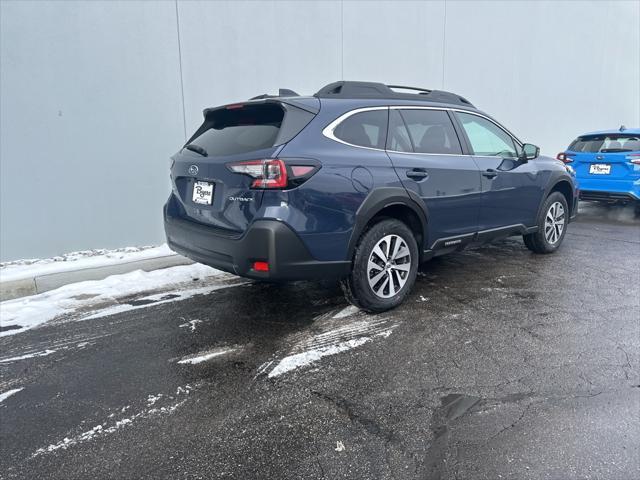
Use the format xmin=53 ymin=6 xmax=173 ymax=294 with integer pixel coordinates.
xmin=558 ymin=127 xmax=640 ymax=211
xmin=163 ymin=96 xmax=354 ymax=280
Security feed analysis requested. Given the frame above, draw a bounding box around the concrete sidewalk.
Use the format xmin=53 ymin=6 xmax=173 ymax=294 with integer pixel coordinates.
xmin=0 ymin=253 xmax=193 ymax=301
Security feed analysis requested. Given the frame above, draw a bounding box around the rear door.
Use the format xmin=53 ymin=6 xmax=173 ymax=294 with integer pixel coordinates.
xmin=385 ymin=108 xmax=481 ymax=248
xmin=171 ymin=101 xmax=316 ymax=232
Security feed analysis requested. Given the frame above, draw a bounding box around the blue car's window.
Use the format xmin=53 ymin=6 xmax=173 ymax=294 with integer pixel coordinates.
xmin=334 ymin=110 xmax=388 ymax=149
xmin=398 ymin=109 xmax=463 ymax=155
xmin=456 ymin=112 xmax=518 ymax=157
xmin=569 ymin=135 xmax=640 ymax=153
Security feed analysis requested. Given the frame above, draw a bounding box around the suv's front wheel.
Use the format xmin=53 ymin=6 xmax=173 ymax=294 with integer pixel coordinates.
xmin=341 ymin=219 xmax=418 ymax=313
xmin=523 ymin=192 xmax=569 ymax=253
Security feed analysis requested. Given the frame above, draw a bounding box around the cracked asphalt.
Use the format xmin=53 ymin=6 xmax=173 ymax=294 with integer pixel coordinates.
xmin=1 ymin=202 xmax=639 ymax=479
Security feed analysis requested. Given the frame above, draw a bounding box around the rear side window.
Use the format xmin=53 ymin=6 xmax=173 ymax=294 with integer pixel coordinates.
xmin=398 ymin=109 xmax=462 ymax=154
xmin=387 ymin=110 xmax=413 ymax=152
xmin=568 ymin=134 xmax=640 ymax=153
xmin=456 ymin=112 xmax=518 ymax=157
xmin=333 ymin=110 xmax=388 ymax=149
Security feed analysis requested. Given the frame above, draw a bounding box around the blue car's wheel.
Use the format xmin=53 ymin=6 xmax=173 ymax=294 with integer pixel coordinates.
xmin=524 ymin=192 xmax=569 ymax=254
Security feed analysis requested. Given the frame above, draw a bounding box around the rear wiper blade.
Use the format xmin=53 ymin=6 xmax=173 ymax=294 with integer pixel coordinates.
xmin=184 ymin=144 xmax=208 ymax=157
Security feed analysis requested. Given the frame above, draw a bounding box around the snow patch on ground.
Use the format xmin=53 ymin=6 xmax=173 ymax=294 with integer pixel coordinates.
xmin=0 ymin=387 xmax=23 ymax=403
xmin=178 ymin=319 xmax=203 ymax=332
xmin=1 ymin=244 xmax=173 ymax=282
xmin=0 ymin=264 xmax=234 ymax=337
xmin=0 ymin=349 xmax=56 ymax=363
xmin=177 ymin=347 xmax=238 ymax=365
xmin=332 ymin=305 xmax=360 ymax=319
xmin=33 ymin=384 xmax=195 ymax=456
xmin=263 ymin=314 xmax=397 ymax=378
xmin=268 ymin=337 xmax=371 ymax=377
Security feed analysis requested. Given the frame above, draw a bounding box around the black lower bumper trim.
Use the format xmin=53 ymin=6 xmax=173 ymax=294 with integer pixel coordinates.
xmin=164 ymin=201 xmax=351 ymax=281
xmin=579 ymin=191 xmax=639 ymax=203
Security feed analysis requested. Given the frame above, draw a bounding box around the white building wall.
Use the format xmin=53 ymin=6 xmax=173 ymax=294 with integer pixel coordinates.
xmin=1 ymin=0 xmax=638 ymax=260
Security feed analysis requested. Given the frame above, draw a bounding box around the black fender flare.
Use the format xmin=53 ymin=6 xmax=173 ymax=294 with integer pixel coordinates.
xmin=346 ymin=187 xmax=428 ymax=260
xmin=536 ymin=172 xmax=577 ymax=222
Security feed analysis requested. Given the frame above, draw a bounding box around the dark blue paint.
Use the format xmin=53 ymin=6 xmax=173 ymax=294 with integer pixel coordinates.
xmin=166 ymin=95 xmax=578 ymax=275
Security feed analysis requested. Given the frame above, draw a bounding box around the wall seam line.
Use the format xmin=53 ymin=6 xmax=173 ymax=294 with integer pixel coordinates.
xmin=174 ymin=0 xmax=187 ymax=142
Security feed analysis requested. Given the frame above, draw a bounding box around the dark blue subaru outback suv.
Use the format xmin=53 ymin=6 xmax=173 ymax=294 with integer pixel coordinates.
xmin=164 ymin=81 xmax=578 ymax=312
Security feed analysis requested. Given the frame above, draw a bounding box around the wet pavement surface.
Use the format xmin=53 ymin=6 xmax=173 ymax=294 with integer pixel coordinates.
xmin=1 ymin=203 xmax=639 ymax=479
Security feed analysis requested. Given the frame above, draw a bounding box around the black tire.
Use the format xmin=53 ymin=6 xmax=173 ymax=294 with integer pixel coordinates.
xmin=634 ymin=202 xmax=640 ymax=218
xmin=523 ymin=192 xmax=569 ymax=254
xmin=340 ymin=218 xmax=419 ymax=313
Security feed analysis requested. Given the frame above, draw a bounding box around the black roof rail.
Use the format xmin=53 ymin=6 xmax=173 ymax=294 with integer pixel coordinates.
xmin=249 ymin=88 xmax=300 ymax=100
xmin=315 ymin=81 xmax=474 ymax=107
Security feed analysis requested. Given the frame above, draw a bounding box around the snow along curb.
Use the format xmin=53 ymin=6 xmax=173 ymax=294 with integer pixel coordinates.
xmin=0 ymin=254 xmax=194 ymax=301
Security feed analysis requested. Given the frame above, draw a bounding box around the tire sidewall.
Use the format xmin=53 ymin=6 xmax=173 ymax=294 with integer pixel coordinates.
xmin=537 ymin=192 xmax=569 ymax=252
xmin=349 ymin=219 xmax=419 ymax=312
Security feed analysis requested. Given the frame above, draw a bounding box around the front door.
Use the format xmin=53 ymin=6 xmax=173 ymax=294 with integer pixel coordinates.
xmin=386 ymin=108 xmax=482 ymax=249
xmin=453 ymin=111 xmax=543 ymax=230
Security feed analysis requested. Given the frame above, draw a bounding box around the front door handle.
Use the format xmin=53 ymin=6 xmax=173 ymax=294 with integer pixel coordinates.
xmin=406 ymin=169 xmax=429 ymax=180
xmin=482 ymin=169 xmax=498 ymax=179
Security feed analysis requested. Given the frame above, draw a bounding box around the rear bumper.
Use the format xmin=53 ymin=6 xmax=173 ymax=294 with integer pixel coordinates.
xmin=164 ymin=199 xmax=350 ymax=281
xmin=579 ymin=190 xmax=640 ymax=203
xmin=576 ymin=177 xmax=640 ymax=204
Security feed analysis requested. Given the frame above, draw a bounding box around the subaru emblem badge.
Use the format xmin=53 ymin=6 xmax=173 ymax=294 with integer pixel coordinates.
xmin=188 ymin=165 xmax=199 ymax=176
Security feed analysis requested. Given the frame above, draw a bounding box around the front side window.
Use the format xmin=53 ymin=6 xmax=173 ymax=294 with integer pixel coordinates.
xmin=398 ymin=109 xmax=463 ymax=154
xmin=333 ymin=110 xmax=388 ymax=149
xmin=456 ymin=112 xmax=518 ymax=157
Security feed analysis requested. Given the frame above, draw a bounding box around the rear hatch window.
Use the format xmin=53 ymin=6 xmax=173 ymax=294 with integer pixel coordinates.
xmin=569 ymin=134 xmax=640 ymax=153
xmin=189 ymin=104 xmax=283 ymax=156
xmin=187 ymin=102 xmax=316 ymax=157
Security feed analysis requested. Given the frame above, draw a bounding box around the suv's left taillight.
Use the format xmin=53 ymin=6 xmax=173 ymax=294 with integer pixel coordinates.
xmin=227 ymin=159 xmax=319 ymax=189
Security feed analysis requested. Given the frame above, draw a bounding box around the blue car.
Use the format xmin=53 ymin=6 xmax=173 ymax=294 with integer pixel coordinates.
xmin=164 ymin=81 xmax=578 ymax=312
xmin=557 ymin=127 xmax=640 ymax=212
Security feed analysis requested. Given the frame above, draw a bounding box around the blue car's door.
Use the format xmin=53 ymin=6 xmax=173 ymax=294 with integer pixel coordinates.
xmin=453 ymin=111 xmax=544 ymax=230
xmin=385 ymin=108 xmax=482 ymax=248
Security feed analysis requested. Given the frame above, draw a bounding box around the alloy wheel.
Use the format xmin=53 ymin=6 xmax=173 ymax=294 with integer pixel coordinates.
xmin=367 ymin=234 xmax=411 ymax=298
xmin=544 ymin=201 xmax=565 ymax=244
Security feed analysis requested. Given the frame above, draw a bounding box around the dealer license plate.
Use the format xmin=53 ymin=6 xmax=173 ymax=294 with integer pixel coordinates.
xmin=192 ymin=181 xmax=214 ymax=205
xmin=589 ymin=164 xmax=610 ymax=175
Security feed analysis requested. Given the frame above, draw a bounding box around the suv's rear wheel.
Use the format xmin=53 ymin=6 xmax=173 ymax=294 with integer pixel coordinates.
xmin=341 ymin=219 xmax=418 ymax=313
xmin=523 ymin=192 xmax=569 ymax=253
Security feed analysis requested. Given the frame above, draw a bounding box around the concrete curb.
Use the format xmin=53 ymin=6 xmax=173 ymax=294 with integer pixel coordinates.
xmin=0 ymin=254 xmax=194 ymax=302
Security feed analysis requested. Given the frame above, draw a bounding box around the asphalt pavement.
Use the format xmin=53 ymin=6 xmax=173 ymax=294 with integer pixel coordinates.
xmin=1 ymin=203 xmax=639 ymax=480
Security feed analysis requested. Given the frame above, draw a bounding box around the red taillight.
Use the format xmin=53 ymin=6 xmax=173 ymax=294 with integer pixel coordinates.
xmin=252 ymin=261 xmax=269 ymax=272
xmin=557 ymin=152 xmax=574 ymax=163
xmin=227 ymin=159 xmax=319 ymax=189
xmin=227 ymin=159 xmax=288 ymax=189
xmin=627 ymin=154 xmax=640 ymax=165
xmin=226 ymin=103 xmax=244 ymax=110
xmin=556 ymin=152 xmax=574 ymax=163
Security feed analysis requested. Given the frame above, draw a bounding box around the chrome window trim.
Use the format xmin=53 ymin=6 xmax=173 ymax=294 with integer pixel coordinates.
xmin=321 ymin=106 xmax=390 ymax=152
xmin=321 ymin=105 xmax=523 ymax=154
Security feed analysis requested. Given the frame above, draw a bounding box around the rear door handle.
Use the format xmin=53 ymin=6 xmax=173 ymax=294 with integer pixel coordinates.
xmin=406 ymin=169 xmax=429 ymax=180
xmin=482 ymin=169 xmax=498 ymax=179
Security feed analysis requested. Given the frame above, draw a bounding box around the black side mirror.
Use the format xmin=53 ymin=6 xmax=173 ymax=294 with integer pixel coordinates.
xmin=521 ymin=143 xmax=540 ymax=161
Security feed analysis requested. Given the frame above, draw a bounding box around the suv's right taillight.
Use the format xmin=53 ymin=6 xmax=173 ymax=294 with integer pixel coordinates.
xmin=557 ymin=152 xmax=575 ymax=163
xmin=227 ymin=158 xmax=319 ymax=189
